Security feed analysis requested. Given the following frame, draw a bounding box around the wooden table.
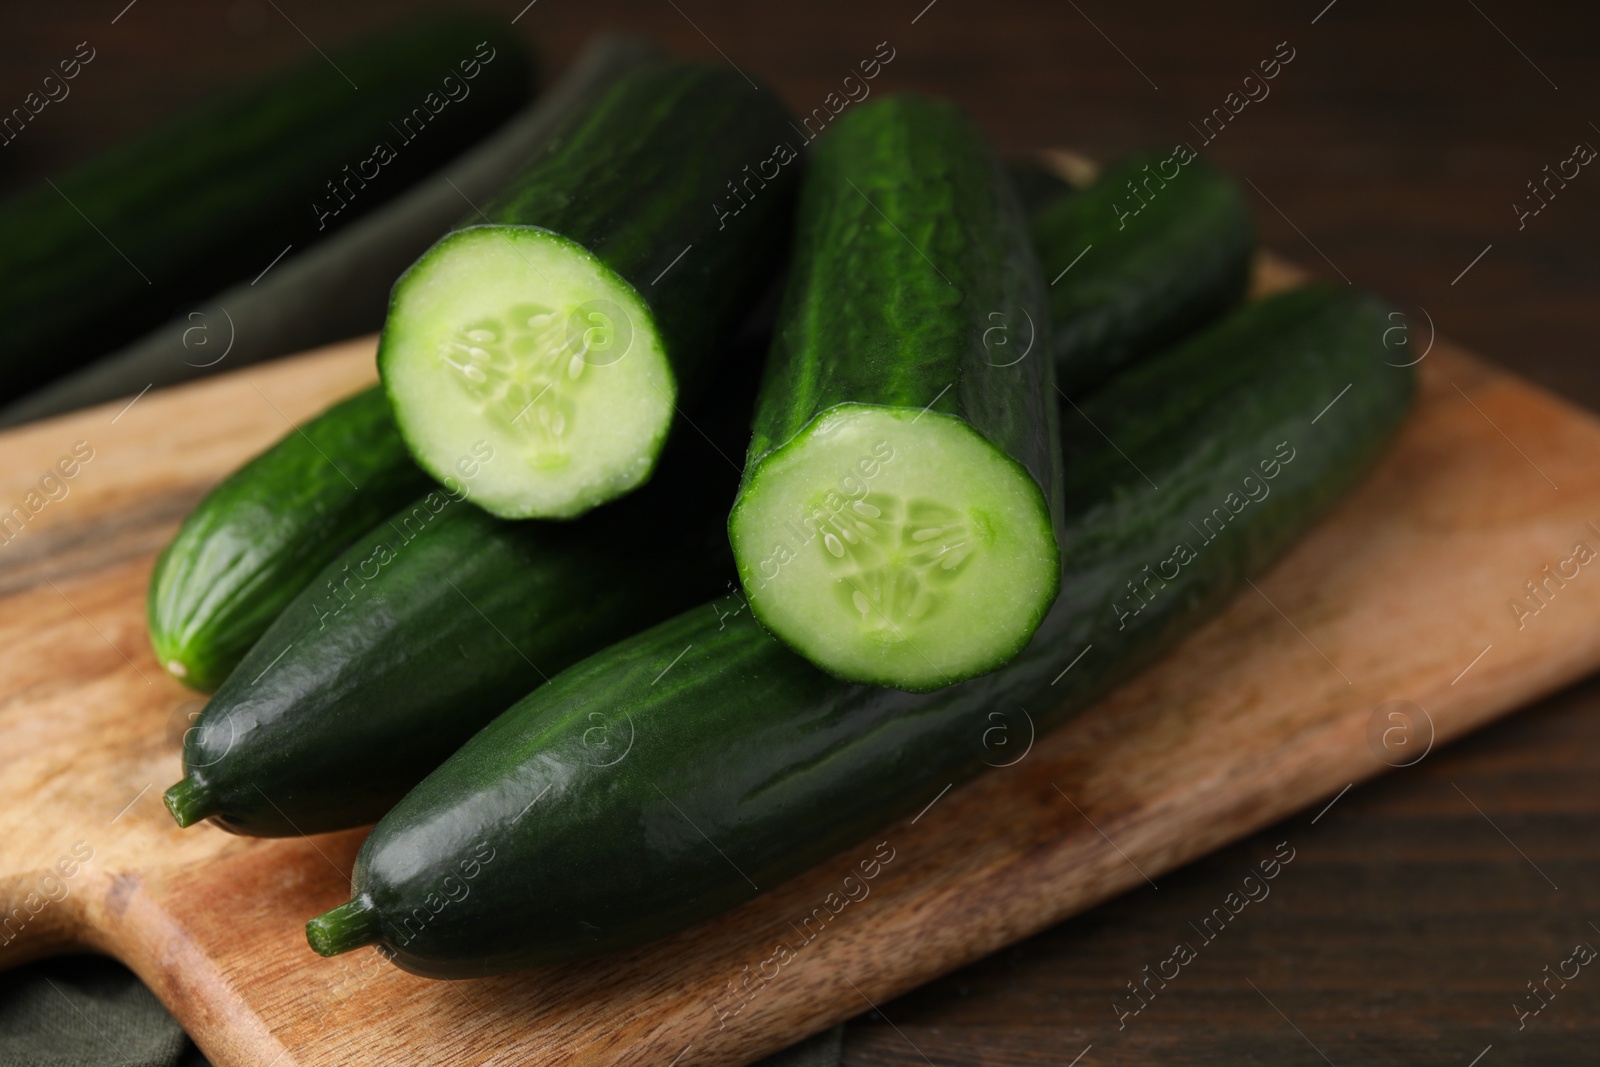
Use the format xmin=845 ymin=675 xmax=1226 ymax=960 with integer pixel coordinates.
xmin=7 ymin=2 xmax=1598 ymax=1063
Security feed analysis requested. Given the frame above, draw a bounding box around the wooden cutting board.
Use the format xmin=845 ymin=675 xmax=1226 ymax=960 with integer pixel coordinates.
xmin=1 ymin=254 xmax=1596 ymax=1066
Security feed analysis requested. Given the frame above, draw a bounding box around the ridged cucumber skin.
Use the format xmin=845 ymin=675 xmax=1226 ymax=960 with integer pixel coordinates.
xmin=378 ymin=61 xmax=798 ymax=447
xmin=177 ymin=331 xmax=766 ymax=835
xmin=330 ymin=285 xmax=1413 ymax=977
xmin=1035 ymin=151 xmax=1254 ymax=394
xmin=148 ymin=386 xmax=432 ymax=692
xmin=729 ymin=95 xmax=1062 ymax=686
xmin=739 ymin=94 xmax=1059 ymax=518
xmin=0 ymin=17 xmax=535 ymax=398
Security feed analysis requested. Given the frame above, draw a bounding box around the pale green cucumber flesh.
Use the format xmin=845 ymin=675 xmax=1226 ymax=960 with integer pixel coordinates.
xmin=730 ymin=403 xmax=1059 ymax=691
xmin=380 ymin=226 xmax=674 ymax=519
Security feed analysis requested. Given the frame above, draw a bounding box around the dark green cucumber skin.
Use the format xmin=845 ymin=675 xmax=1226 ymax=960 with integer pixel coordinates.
xmin=182 ymin=495 xmax=724 ymax=836
xmin=1035 ymin=150 xmax=1254 ymax=393
xmin=148 ymin=386 xmax=432 ymax=692
xmin=380 ymin=60 xmax=798 ymax=400
xmin=339 ymin=285 xmax=1413 ymax=977
xmin=0 ymin=38 xmax=662 ymax=431
xmin=182 ymin=332 xmax=765 ymax=835
xmin=739 ymin=94 xmax=1060 ymax=523
xmin=0 ymin=16 xmax=534 ymax=399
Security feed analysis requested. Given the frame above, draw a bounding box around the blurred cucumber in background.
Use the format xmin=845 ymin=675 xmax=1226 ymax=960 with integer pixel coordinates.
xmin=0 ymin=13 xmax=539 ymax=412
xmin=0 ymin=38 xmax=669 ymax=429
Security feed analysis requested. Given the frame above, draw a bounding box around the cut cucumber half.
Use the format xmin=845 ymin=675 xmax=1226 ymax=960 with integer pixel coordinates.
xmin=730 ymin=94 xmax=1063 ymax=691
xmin=377 ymin=60 xmax=799 ymax=519
xmin=381 ymin=226 xmax=672 ymax=518
xmin=731 ymin=403 xmax=1058 ymax=689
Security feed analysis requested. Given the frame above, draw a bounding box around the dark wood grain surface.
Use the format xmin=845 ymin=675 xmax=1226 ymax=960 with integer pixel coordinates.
xmin=6 ymin=2 xmax=1597 ymax=1064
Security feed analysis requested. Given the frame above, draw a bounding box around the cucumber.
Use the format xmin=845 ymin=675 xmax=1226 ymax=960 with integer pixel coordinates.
xmin=307 ymin=285 xmax=1415 ymax=976
xmin=728 ymin=94 xmax=1062 ymax=692
xmin=378 ymin=61 xmax=797 ymax=519
xmin=148 ymin=386 xmax=432 ymax=692
xmin=147 ymin=41 xmax=661 ymax=691
xmin=0 ymin=37 xmax=661 ymax=429
xmin=1034 ymin=149 xmax=1254 ymax=393
xmin=163 ymin=331 xmax=764 ymax=835
xmin=0 ymin=16 xmax=534 ymax=399
xmin=162 ymin=493 xmax=720 ymax=836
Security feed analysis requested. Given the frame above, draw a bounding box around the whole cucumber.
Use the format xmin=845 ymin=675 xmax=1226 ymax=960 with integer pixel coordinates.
xmin=0 ymin=15 xmax=535 ymax=397
xmin=1035 ymin=149 xmax=1254 ymax=392
xmin=147 ymin=386 xmax=431 ymax=691
xmin=164 ymin=494 xmax=724 ymax=836
xmin=308 ymin=285 xmax=1414 ymax=976
xmin=0 ymin=36 xmax=660 ymax=429
xmin=163 ymin=330 xmax=764 ymax=835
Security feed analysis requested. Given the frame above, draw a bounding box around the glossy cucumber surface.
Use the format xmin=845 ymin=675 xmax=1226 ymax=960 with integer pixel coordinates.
xmin=1033 ymin=149 xmax=1254 ymax=393
xmin=168 ymin=493 xmax=724 ymax=836
xmin=310 ymin=285 xmax=1414 ymax=976
xmin=167 ymin=330 xmax=766 ymax=834
xmin=148 ymin=385 xmax=431 ymax=691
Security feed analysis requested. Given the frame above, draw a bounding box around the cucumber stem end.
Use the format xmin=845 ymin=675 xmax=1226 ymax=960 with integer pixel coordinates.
xmin=306 ymin=898 xmax=381 ymax=957
xmin=163 ymin=777 xmax=215 ymax=828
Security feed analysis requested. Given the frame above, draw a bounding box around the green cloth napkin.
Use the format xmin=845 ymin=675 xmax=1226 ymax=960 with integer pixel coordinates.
xmin=0 ymin=958 xmax=206 ymax=1067
xmin=0 ymin=956 xmax=843 ymax=1067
